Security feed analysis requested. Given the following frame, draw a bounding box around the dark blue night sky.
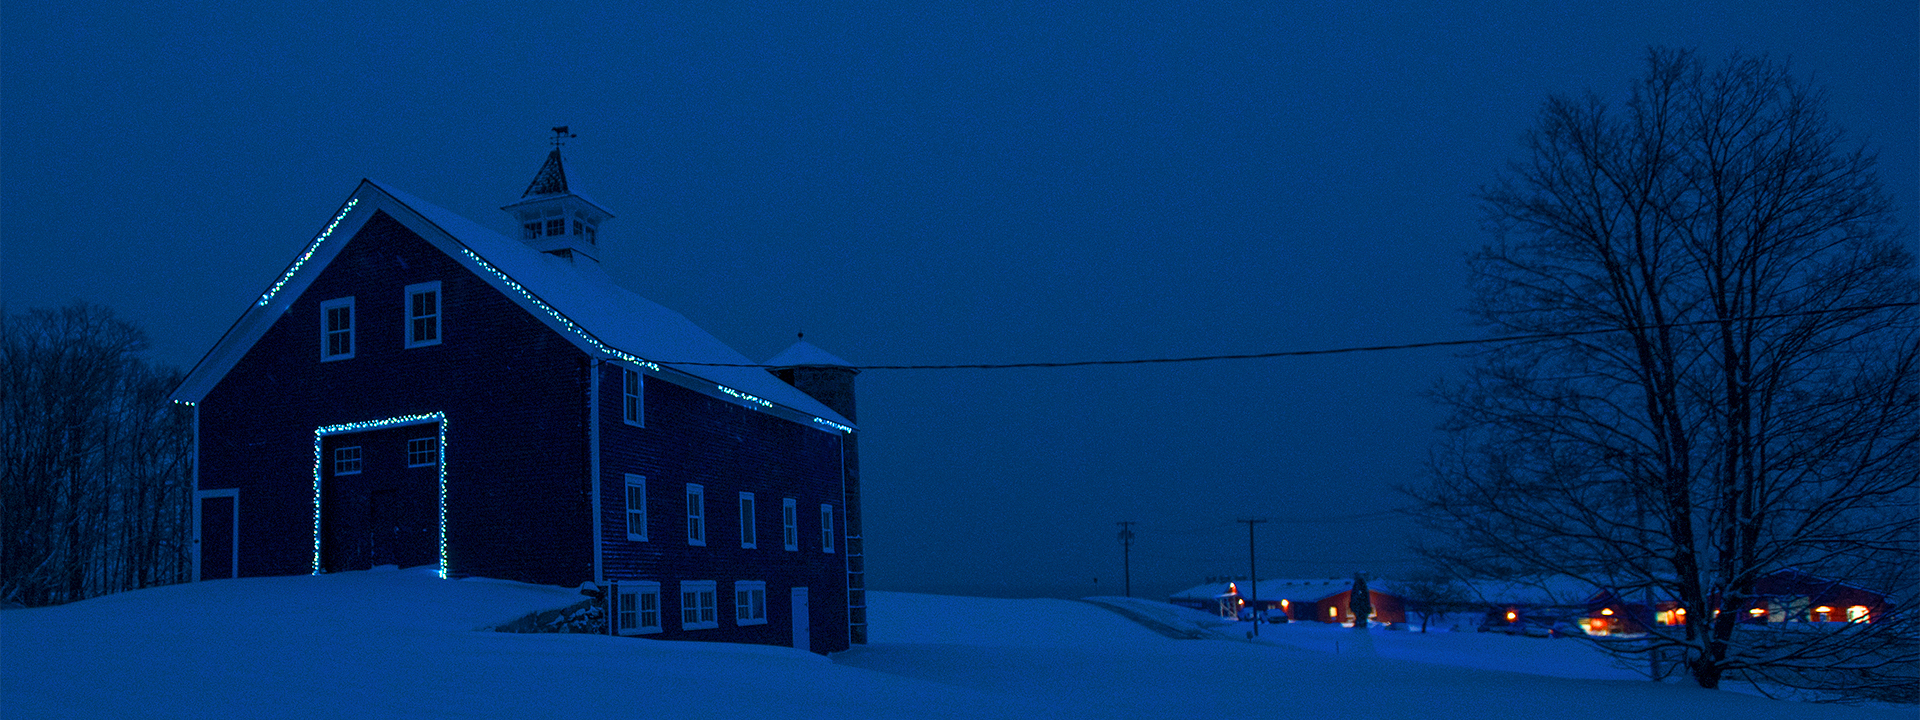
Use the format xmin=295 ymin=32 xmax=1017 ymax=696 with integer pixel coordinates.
xmin=4 ymin=1 xmax=1914 ymax=601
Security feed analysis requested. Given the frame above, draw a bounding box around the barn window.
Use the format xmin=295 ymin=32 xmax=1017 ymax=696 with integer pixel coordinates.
xmin=545 ymin=218 xmax=566 ymax=237
xmin=405 ymin=282 xmax=441 ymax=348
xmin=321 ymin=297 xmax=355 ymax=361
xmin=820 ymin=504 xmax=835 ymax=553
xmin=333 ymin=446 xmax=362 ymax=475
xmin=735 ymin=581 xmax=767 ymax=625
xmin=406 ymin=437 xmax=437 ymax=467
xmin=686 ymin=484 xmax=705 ymax=546
xmin=739 ymin=492 xmax=757 ymax=549
xmin=624 ymin=475 xmax=647 ymax=541
xmin=621 ymin=368 xmax=643 ymax=427
xmin=782 ymin=498 xmax=798 ymax=551
xmin=616 ymin=581 xmax=661 ymax=635
xmin=680 ymin=580 xmax=717 ymax=630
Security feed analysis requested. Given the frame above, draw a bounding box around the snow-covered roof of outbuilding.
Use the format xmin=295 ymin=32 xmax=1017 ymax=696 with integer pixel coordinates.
xmin=172 ymin=179 xmax=852 ymax=432
xmin=765 ymin=338 xmax=855 ymax=369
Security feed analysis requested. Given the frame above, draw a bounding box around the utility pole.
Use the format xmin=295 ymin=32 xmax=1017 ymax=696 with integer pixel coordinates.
xmin=1116 ymin=521 xmax=1137 ymax=598
xmin=1237 ymin=518 xmax=1267 ymax=636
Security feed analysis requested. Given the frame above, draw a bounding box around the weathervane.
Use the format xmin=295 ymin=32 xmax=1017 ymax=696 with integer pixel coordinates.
xmin=550 ymin=126 xmax=576 ymax=149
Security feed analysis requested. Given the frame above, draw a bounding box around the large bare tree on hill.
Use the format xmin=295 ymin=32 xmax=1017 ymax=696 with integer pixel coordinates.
xmin=1413 ymin=48 xmax=1918 ymax=700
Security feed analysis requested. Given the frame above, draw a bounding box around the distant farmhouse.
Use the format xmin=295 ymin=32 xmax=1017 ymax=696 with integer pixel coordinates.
xmin=1171 ymin=578 xmax=1407 ymax=624
xmin=1466 ymin=571 xmax=1890 ymax=637
xmin=1172 ymin=570 xmax=1889 ymax=637
xmin=171 ymin=143 xmax=865 ymax=653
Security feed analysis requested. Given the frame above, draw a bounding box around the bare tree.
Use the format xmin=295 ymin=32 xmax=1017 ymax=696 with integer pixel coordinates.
xmin=1412 ymin=48 xmax=1918 ymax=700
xmin=1 ymin=303 xmax=193 ymax=606
xmin=1398 ymin=571 xmax=1474 ymax=633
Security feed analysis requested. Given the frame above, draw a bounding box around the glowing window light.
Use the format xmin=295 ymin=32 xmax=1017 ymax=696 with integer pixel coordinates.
xmin=313 ymin=412 xmax=447 ymax=578
xmin=1846 ymin=605 xmax=1869 ymax=623
xmin=261 ymin=199 xmax=360 ymax=307
xmin=1505 ymin=610 xmax=1518 ymax=622
xmin=1748 ymin=607 xmax=1767 ymax=617
xmin=1600 ymin=608 xmax=1614 ymax=616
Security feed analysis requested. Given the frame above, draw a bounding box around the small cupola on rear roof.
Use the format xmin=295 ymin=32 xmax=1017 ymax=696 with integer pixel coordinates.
xmin=501 ymin=126 xmax=615 ymax=262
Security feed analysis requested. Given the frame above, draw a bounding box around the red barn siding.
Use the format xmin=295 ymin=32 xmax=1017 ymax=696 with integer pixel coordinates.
xmin=600 ymin=368 xmax=848 ymax=652
xmin=199 ymin=211 xmax=592 ymax=586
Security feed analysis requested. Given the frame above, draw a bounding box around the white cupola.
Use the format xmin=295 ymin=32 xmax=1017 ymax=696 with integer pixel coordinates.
xmin=501 ymin=127 xmax=615 ymax=262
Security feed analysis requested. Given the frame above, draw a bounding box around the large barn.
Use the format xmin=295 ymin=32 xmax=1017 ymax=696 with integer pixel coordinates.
xmin=171 ymin=145 xmax=865 ymax=653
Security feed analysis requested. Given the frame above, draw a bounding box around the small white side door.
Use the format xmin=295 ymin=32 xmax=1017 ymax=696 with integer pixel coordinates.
xmin=791 ymin=587 xmax=809 ymax=653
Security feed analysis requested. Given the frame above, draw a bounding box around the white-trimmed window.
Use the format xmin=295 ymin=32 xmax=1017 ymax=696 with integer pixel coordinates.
xmin=735 ymin=581 xmax=767 ymax=625
xmin=333 ymin=446 xmax=362 ymax=475
xmin=680 ymin=580 xmax=718 ymax=630
xmin=406 ymin=437 xmax=437 ymax=467
xmin=545 ymin=218 xmax=566 ymax=237
xmin=820 ymin=504 xmax=835 ymax=553
xmin=624 ymin=474 xmax=647 ymax=541
xmin=739 ymin=492 xmax=757 ymax=549
xmin=686 ymin=484 xmax=705 ymax=546
xmin=522 ymin=221 xmax=541 ymax=240
xmin=616 ymin=581 xmax=661 ymax=635
xmin=321 ymin=297 xmax=355 ymax=361
xmin=405 ymin=281 xmax=441 ymax=348
xmin=622 ymin=368 xmax=643 ymax=427
xmin=782 ymin=498 xmax=798 ymax=551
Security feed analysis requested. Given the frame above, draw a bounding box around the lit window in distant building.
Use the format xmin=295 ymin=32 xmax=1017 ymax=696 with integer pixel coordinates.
xmin=1813 ymin=605 xmax=1834 ymax=622
xmin=1846 ymin=605 xmax=1869 ymax=623
xmin=1748 ymin=607 xmax=1767 ymax=618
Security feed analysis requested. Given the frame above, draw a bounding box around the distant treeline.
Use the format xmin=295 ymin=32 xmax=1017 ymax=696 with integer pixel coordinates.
xmin=1 ymin=303 xmax=193 ymax=607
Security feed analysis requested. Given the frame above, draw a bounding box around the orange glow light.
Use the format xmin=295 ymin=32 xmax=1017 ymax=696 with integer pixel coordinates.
xmin=1505 ymin=611 xmax=1517 ymax=622
xmin=1748 ymin=607 xmax=1767 ymax=617
xmin=1600 ymin=608 xmax=1614 ymax=616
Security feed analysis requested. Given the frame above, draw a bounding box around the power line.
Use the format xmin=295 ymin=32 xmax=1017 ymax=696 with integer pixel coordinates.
xmin=649 ymin=302 xmax=1917 ymax=371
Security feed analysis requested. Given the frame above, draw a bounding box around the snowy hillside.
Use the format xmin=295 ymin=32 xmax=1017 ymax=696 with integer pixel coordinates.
xmin=1 ymin=568 xmax=1903 ymax=719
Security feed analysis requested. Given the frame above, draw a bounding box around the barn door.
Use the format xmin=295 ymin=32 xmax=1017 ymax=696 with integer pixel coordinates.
xmin=195 ymin=489 xmax=238 ymax=581
xmin=321 ymin=427 xmax=439 ymax=573
xmin=791 ymin=587 xmax=810 ymax=653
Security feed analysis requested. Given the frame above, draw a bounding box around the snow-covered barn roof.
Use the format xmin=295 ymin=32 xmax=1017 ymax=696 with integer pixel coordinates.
xmin=171 ymin=179 xmax=854 ymax=433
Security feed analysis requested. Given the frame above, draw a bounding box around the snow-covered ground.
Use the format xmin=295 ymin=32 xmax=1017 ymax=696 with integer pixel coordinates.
xmin=1 ymin=568 xmax=1904 ymax=719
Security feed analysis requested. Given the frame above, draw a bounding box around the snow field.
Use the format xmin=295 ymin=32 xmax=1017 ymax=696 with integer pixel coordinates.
xmin=1 ymin=568 xmax=1904 ymax=719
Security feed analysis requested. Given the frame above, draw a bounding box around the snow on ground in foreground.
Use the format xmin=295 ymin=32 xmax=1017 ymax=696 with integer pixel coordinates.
xmin=1 ymin=569 xmax=1905 ymax=719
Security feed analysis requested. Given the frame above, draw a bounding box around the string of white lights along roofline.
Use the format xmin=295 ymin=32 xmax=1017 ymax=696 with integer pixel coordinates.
xmin=664 ymin=301 xmax=1919 ymax=371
